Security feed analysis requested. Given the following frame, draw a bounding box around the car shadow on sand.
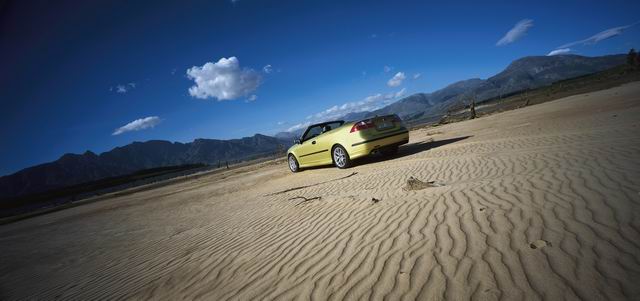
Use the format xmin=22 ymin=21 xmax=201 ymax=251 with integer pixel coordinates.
xmin=302 ymin=136 xmax=471 ymax=171
xmin=358 ymin=135 xmax=472 ymax=165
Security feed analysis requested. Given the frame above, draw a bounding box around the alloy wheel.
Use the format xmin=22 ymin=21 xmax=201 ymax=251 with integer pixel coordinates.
xmin=333 ymin=147 xmax=346 ymax=167
xmin=288 ymin=155 xmax=298 ymax=172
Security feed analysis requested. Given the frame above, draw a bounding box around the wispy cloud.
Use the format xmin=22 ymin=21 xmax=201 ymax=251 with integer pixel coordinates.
xmin=413 ymin=73 xmax=422 ymax=80
xmin=246 ymin=94 xmax=257 ymax=102
xmin=186 ymin=57 xmax=262 ymax=101
xmin=387 ymin=72 xmax=406 ymax=87
xmin=286 ymin=88 xmax=407 ymax=132
xmin=263 ymin=64 xmax=273 ymax=74
xmin=383 ymin=65 xmax=392 ymax=73
xmin=394 ymin=88 xmax=407 ymax=98
xmin=112 ymin=116 xmax=161 ymax=135
xmin=287 ymin=121 xmax=311 ymax=132
xmin=496 ymin=19 xmax=533 ymax=46
xmin=558 ymin=23 xmax=638 ymax=48
xmin=110 ymin=82 xmax=137 ymax=94
xmin=547 ymin=48 xmax=572 ymax=56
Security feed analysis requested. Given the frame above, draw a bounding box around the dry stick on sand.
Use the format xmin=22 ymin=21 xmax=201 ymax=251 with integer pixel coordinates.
xmin=265 ymin=172 xmax=358 ymax=196
xmin=288 ymin=196 xmax=322 ymax=206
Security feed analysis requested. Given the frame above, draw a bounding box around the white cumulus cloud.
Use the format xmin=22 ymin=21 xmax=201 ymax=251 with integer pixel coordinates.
xmin=112 ymin=116 xmax=161 ymax=136
xmin=186 ymin=57 xmax=262 ymax=101
xmin=496 ymin=19 xmax=533 ymax=46
xmin=547 ymin=48 xmax=572 ymax=56
xmin=387 ymin=72 xmax=406 ymax=87
xmin=558 ymin=23 xmax=638 ymax=48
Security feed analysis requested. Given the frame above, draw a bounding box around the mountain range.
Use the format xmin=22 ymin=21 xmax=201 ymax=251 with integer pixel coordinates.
xmin=0 ymin=135 xmax=288 ymax=199
xmin=0 ymin=53 xmax=628 ymax=200
xmin=354 ymin=54 xmax=627 ymax=121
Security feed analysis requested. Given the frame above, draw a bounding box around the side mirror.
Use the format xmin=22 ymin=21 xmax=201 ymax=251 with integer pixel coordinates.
xmin=293 ymin=138 xmax=301 ymax=144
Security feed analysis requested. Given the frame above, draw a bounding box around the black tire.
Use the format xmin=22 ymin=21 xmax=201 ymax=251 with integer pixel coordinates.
xmin=288 ymin=154 xmax=300 ymax=172
xmin=381 ymin=146 xmax=399 ymax=156
xmin=332 ymin=145 xmax=352 ymax=169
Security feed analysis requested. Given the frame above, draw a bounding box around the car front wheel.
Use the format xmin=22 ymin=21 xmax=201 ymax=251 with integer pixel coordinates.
xmin=288 ymin=154 xmax=300 ymax=172
xmin=332 ymin=145 xmax=352 ymax=169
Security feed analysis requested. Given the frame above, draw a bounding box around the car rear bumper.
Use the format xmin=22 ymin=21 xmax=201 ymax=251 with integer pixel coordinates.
xmin=348 ymin=129 xmax=409 ymax=159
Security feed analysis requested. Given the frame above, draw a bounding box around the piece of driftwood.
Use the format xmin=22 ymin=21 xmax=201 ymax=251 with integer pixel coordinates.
xmin=403 ymin=176 xmax=445 ymax=191
xmin=529 ymin=239 xmax=552 ymax=249
xmin=265 ymin=172 xmax=358 ymax=196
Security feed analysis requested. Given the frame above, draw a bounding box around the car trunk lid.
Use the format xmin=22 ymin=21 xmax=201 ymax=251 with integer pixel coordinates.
xmin=350 ymin=114 xmax=406 ymax=135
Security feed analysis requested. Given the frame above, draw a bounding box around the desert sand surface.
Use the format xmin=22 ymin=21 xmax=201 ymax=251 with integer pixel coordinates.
xmin=1 ymin=83 xmax=640 ymax=300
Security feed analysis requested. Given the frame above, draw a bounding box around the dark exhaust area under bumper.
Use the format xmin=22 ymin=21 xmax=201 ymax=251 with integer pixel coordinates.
xmin=369 ymin=139 xmax=409 ymax=155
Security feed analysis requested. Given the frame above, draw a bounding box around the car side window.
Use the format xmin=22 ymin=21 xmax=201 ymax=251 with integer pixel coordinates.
xmin=301 ymin=121 xmax=344 ymax=142
xmin=323 ymin=122 xmax=342 ymax=133
xmin=302 ymin=126 xmax=322 ymax=142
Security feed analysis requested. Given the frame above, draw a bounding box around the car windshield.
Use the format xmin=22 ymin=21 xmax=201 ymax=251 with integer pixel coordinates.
xmin=302 ymin=121 xmax=343 ymax=141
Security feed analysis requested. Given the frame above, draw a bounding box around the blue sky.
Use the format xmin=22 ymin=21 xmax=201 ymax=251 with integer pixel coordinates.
xmin=1 ymin=0 xmax=639 ymax=176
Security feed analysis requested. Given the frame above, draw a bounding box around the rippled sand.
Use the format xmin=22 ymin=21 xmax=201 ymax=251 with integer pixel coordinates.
xmin=1 ymin=83 xmax=639 ymax=300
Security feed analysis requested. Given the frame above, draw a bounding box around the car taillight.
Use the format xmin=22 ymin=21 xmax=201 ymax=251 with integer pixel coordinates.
xmin=350 ymin=120 xmax=374 ymax=133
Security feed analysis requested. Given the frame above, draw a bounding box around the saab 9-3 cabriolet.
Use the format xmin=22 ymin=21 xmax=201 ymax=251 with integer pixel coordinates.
xmin=287 ymin=114 xmax=409 ymax=172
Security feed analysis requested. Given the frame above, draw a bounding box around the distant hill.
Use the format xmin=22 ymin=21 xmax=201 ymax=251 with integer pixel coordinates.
xmin=356 ymin=54 xmax=627 ymax=121
xmin=275 ymin=130 xmax=303 ymax=141
xmin=0 ymin=134 xmax=289 ymax=199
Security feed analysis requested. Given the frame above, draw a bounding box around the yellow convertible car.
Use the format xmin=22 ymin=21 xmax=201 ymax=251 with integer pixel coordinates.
xmin=287 ymin=114 xmax=409 ymax=172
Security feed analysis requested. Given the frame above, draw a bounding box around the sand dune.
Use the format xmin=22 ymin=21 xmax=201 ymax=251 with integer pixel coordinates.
xmin=1 ymin=83 xmax=640 ymax=300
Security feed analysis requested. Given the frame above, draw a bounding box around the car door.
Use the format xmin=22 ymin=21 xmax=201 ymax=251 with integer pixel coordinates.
xmin=311 ymin=130 xmax=334 ymax=165
xmin=313 ymin=123 xmax=345 ymax=165
xmin=297 ymin=126 xmax=328 ymax=165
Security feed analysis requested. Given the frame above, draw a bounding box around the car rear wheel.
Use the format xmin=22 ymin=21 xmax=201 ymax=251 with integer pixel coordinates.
xmin=288 ymin=154 xmax=300 ymax=172
xmin=332 ymin=145 xmax=352 ymax=169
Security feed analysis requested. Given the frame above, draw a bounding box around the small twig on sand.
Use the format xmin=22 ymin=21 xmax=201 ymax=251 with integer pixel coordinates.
xmin=372 ymin=197 xmax=381 ymax=203
xmin=289 ymin=196 xmax=322 ymax=206
xmin=265 ymin=172 xmax=358 ymax=196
